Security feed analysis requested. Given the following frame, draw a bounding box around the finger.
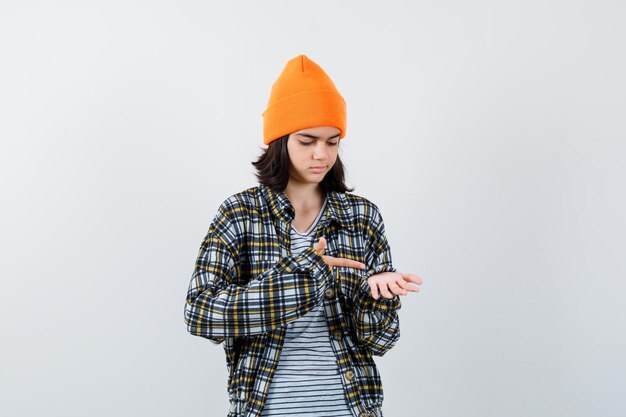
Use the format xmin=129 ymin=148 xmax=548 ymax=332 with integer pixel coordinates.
xmin=314 ymin=237 xmax=327 ymax=256
xmin=402 ymin=274 xmax=423 ymax=285
xmin=331 ymin=257 xmax=367 ymax=269
xmin=369 ymin=279 xmax=380 ymax=300
xmin=397 ymin=278 xmax=419 ymax=292
xmin=379 ymin=283 xmax=394 ymax=299
xmin=395 ymin=279 xmax=408 ymax=290
xmin=389 ymin=282 xmax=407 ymax=296
xmin=403 ymin=284 xmax=420 ymax=292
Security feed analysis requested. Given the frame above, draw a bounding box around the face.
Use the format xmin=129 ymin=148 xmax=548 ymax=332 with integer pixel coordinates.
xmin=287 ymin=126 xmax=341 ymax=185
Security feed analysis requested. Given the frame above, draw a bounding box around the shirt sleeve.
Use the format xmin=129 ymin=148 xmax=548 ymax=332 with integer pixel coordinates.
xmin=350 ymin=203 xmax=401 ymax=356
xmin=184 ymin=210 xmax=332 ymax=343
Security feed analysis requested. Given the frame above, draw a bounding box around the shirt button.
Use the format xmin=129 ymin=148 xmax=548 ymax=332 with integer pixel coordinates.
xmin=332 ymin=330 xmax=342 ymax=340
xmin=345 ymin=369 xmax=355 ymax=381
xmin=324 ymin=288 xmax=335 ymax=299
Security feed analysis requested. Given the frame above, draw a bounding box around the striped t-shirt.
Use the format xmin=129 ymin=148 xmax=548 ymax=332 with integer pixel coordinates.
xmin=260 ymin=196 xmax=354 ymax=417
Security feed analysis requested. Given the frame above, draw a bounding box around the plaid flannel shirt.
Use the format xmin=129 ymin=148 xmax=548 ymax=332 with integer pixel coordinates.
xmin=184 ymin=184 xmax=401 ymax=417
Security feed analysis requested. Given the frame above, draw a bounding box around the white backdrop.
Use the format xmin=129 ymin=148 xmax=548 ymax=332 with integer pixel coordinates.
xmin=1 ymin=1 xmax=625 ymax=416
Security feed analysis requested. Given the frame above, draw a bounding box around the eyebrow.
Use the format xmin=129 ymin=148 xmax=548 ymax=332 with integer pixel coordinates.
xmin=295 ymin=133 xmax=341 ymax=140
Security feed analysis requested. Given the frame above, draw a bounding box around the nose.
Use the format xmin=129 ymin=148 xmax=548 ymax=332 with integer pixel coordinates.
xmin=313 ymin=141 xmax=328 ymax=160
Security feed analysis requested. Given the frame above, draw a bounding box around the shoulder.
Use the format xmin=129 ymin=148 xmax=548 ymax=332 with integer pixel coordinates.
xmin=343 ymin=193 xmax=393 ymax=254
xmin=209 ymin=185 xmax=264 ymax=231
xmin=215 ymin=185 xmax=260 ymax=214
xmin=343 ymin=191 xmax=384 ymax=222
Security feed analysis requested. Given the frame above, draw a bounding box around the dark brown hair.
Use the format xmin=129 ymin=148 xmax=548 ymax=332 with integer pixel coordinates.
xmin=251 ymin=134 xmax=355 ymax=194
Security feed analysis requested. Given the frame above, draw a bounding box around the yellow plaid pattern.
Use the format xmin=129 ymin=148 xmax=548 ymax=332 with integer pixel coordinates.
xmin=184 ymin=184 xmax=401 ymax=417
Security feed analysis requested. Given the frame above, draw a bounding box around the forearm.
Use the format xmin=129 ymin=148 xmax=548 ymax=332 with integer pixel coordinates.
xmin=350 ymin=266 xmax=402 ymax=356
xmin=349 ymin=203 xmax=402 ymax=356
xmin=185 ymin=244 xmax=331 ymax=339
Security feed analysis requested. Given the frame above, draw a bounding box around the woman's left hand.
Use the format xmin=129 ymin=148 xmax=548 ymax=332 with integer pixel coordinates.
xmin=367 ymin=272 xmax=423 ymax=300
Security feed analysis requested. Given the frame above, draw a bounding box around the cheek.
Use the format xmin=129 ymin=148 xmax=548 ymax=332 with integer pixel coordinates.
xmin=294 ymin=155 xmax=309 ymax=168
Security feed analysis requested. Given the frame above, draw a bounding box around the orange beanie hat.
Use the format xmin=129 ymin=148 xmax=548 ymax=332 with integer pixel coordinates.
xmin=261 ymin=54 xmax=347 ymax=145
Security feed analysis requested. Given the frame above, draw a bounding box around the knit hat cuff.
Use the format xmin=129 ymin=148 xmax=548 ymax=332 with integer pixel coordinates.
xmin=262 ymin=89 xmax=346 ymax=145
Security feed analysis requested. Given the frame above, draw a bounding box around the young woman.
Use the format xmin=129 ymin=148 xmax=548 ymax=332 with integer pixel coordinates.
xmin=184 ymin=54 xmax=423 ymax=417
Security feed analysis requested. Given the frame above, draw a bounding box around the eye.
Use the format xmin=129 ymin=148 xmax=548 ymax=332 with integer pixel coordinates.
xmin=300 ymin=141 xmax=313 ymax=146
xmin=328 ymin=142 xmax=338 ymax=146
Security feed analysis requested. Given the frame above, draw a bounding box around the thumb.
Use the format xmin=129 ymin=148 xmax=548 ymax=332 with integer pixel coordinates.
xmin=314 ymin=236 xmax=326 ymax=253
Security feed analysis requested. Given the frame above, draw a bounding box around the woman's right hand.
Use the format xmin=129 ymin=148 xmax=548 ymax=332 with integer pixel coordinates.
xmin=313 ymin=236 xmax=367 ymax=270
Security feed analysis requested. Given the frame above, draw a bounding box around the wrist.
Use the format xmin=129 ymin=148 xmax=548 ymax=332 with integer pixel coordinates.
xmin=357 ymin=267 xmax=401 ymax=310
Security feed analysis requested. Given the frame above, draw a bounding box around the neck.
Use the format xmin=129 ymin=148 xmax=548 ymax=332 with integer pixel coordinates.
xmin=284 ymin=181 xmax=325 ymax=211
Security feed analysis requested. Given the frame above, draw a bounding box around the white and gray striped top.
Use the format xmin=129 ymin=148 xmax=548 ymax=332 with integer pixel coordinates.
xmin=260 ymin=196 xmax=354 ymax=417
